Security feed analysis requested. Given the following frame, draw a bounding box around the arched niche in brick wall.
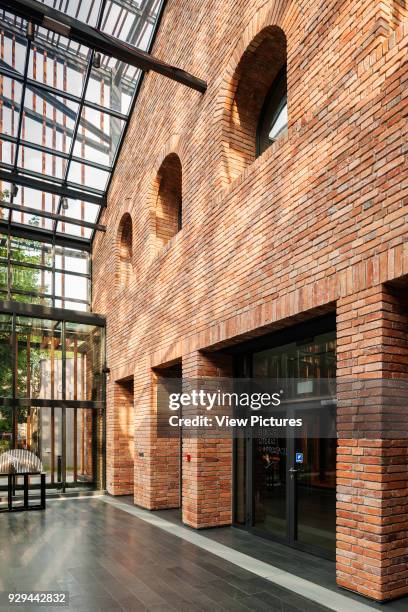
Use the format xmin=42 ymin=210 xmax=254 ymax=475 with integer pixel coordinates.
xmin=228 ymin=26 xmax=287 ymax=181
xmin=117 ymin=212 xmax=133 ymax=288
xmin=154 ymin=153 xmax=182 ymax=249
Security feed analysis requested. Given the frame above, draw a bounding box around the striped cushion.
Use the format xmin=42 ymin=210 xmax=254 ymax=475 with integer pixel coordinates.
xmin=0 ymin=450 xmax=43 ymax=474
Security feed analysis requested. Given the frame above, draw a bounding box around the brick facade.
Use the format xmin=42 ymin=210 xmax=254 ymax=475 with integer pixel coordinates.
xmin=92 ymin=0 xmax=408 ymax=601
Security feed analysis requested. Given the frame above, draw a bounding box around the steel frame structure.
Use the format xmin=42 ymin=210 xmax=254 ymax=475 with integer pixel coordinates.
xmin=0 ymin=0 xmax=203 ymax=251
xmin=0 ymin=301 xmax=106 ymax=492
xmin=0 ymin=230 xmax=92 ymax=308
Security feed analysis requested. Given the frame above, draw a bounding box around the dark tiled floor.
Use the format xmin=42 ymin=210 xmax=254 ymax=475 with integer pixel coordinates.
xmin=151 ymin=505 xmax=408 ymax=612
xmin=0 ymin=497 xmax=333 ymax=612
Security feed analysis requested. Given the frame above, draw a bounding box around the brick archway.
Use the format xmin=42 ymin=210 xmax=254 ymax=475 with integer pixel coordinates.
xmin=213 ymin=1 xmax=302 ymax=192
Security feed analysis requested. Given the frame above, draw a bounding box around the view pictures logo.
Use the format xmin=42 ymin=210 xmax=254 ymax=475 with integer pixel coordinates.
xmin=168 ymin=389 xmax=283 ymax=411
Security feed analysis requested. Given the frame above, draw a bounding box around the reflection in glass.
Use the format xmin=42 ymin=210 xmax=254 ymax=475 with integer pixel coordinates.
xmin=0 ymin=314 xmax=13 ymax=398
xmin=66 ymin=408 xmax=95 ymax=485
xmin=15 ymin=317 xmax=63 ymax=400
xmin=254 ymin=434 xmax=287 ymax=538
xmin=0 ymin=407 xmax=13 ymax=454
xmin=295 ymin=406 xmax=336 ymax=552
xmin=257 ymin=68 xmax=288 ymax=156
xmin=0 ymin=233 xmax=90 ymax=310
xmin=239 ymin=330 xmax=337 ymax=554
xmin=65 ymin=323 xmax=103 ymax=402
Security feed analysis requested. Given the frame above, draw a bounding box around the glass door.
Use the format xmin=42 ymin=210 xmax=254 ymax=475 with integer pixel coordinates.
xmin=234 ymin=323 xmax=337 ymax=558
xmin=292 ymin=403 xmax=336 ymax=555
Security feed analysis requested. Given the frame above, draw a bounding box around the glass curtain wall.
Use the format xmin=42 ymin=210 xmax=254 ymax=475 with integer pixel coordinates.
xmin=0 ymin=232 xmax=90 ymax=310
xmin=0 ymin=1 xmax=165 ymax=243
xmin=0 ymin=312 xmax=104 ymax=493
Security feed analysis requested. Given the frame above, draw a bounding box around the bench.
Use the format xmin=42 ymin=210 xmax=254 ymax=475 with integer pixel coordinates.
xmin=0 ymin=450 xmax=46 ymax=512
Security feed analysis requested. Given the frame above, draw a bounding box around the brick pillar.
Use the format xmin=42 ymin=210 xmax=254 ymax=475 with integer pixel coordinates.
xmin=336 ymin=285 xmax=408 ymax=602
xmin=150 ymin=367 xmax=181 ymax=509
xmin=182 ymin=351 xmax=233 ymax=528
xmin=107 ymin=377 xmax=134 ymax=495
xmin=133 ymin=364 xmax=180 ymax=510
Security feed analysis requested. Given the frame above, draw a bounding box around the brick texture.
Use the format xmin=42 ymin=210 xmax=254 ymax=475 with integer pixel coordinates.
xmin=92 ymin=0 xmax=408 ymax=601
xmin=337 ymin=285 xmax=408 ymax=601
xmin=182 ymin=351 xmax=233 ymax=528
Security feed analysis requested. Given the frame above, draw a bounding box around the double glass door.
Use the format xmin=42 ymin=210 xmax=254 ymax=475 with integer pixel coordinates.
xmin=234 ymin=324 xmax=337 ymax=558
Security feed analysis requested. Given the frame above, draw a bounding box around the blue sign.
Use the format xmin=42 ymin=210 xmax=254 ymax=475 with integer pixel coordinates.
xmin=295 ymin=453 xmax=304 ymax=464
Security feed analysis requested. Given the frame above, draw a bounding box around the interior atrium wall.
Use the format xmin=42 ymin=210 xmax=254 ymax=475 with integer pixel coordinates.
xmin=92 ymin=0 xmax=408 ymax=602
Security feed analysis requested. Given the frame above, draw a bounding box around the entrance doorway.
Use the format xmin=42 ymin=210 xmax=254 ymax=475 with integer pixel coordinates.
xmin=234 ymin=316 xmax=336 ymax=559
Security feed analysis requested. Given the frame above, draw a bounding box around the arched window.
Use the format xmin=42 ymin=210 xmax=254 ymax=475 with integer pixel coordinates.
xmin=257 ymin=67 xmax=288 ymax=156
xmin=118 ymin=213 xmax=133 ymax=287
xmin=155 ymin=153 xmax=182 ymax=248
xmin=228 ymin=27 xmax=287 ymax=181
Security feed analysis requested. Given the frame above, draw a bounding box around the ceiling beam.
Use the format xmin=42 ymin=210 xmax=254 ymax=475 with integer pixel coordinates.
xmin=0 ymin=169 xmax=106 ymax=206
xmin=0 ymin=220 xmax=92 ymax=251
xmin=1 ymin=0 xmax=207 ymax=93
xmin=0 ymin=200 xmax=106 ymax=231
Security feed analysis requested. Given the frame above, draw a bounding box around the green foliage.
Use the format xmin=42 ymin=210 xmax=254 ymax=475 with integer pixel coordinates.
xmin=0 ymin=189 xmax=50 ymax=447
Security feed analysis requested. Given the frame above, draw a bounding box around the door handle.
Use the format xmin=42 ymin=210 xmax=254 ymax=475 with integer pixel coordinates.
xmin=289 ymin=467 xmax=299 ymax=479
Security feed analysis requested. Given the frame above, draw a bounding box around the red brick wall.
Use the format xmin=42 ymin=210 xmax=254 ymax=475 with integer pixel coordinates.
xmin=182 ymin=351 xmax=233 ymax=528
xmin=92 ymin=0 xmax=408 ymax=601
xmin=336 ymin=285 xmax=408 ymax=601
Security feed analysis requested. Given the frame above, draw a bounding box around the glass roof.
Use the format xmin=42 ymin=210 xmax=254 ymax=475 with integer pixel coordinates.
xmin=0 ymin=0 xmax=165 ymax=244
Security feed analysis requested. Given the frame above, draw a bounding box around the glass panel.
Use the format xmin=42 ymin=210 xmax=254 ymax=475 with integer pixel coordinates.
xmin=18 ymin=147 xmax=66 ymax=180
xmin=15 ymin=317 xmax=62 ymax=400
xmin=0 ymin=139 xmax=15 ymax=165
xmin=59 ymin=300 xmax=87 ymax=312
xmin=11 ymin=293 xmax=53 ymax=306
xmin=16 ymin=406 xmax=40 ymax=455
xmin=67 ymin=161 xmax=110 ymax=191
xmin=0 ymin=13 xmax=28 ymax=75
xmin=73 ymin=107 xmax=125 ymax=167
xmin=253 ymin=433 xmax=288 ymax=538
xmin=55 ymin=246 xmax=89 ymax=274
xmin=65 ymin=323 xmax=103 ymax=402
xmin=56 ymin=222 xmax=92 ymax=240
xmin=39 ymin=406 xmax=63 ymax=486
xmin=55 ymin=272 xmax=88 ymax=303
xmin=295 ymin=408 xmax=337 ymax=553
xmin=22 ymin=89 xmax=79 ymax=154
xmin=85 ymin=54 xmax=141 ymax=115
xmin=253 ymin=332 xmax=336 ymax=397
xmin=10 ymin=264 xmax=52 ymax=296
xmin=9 ymin=188 xmax=57 ymax=231
xmin=268 ymin=100 xmax=288 ymax=141
xmin=66 ymin=408 xmax=95 ymax=485
xmin=10 ymin=236 xmax=52 ymax=265
xmin=258 ymin=68 xmax=288 ymax=156
xmin=27 ymin=29 xmax=88 ymax=97
xmin=0 ymin=262 xmax=7 ymax=292
xmin=0 ymin=314 xmax=13 ymax=398
xmin=0 ymin=407 xmax=13 ymax=454
xmin=58 ymin=199 xmax=100 ymax=226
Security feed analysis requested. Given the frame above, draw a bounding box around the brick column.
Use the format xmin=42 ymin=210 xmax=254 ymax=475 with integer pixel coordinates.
xmin=336 ymin=285 xmax=408 ymax=601
xmin=133 ymin=364 xmax=180 ymax=510
xmin=106 ymin=377 xmax=134 ymax=495
xmin=182 ymin=351 xmax=233 ymax=528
